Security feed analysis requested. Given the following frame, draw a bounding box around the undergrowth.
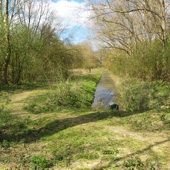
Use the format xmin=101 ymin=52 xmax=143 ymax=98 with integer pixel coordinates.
xmin=24 ymin=74 xmax=101 ymax=113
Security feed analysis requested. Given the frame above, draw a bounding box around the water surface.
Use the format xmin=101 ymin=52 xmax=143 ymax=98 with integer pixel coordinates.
xmin=92 ymin=71 xmax=115 ymax=109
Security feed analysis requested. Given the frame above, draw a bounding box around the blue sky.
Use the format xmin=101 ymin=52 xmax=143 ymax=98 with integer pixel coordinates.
xmin=52 ymin=0 xmax=84 ymax=3
xmin=61 ymin=26 xmax=94 ymax=44
xmin=49 ymin=0 xmax=93 ymax=44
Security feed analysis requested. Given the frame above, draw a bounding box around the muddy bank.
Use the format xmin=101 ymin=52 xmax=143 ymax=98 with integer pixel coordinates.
xmin=92 ymin=71 xmax=115 ymax=109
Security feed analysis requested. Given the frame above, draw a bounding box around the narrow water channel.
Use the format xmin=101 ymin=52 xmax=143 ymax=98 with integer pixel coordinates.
xmin=92 ymin=71 xmax=115 ymax=109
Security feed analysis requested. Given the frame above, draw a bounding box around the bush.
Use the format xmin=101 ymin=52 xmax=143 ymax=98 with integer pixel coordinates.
xmin=104 ymin=40 xmax=170 ymax=81
xmin=119 ymin=79 xmax=170 ymax=112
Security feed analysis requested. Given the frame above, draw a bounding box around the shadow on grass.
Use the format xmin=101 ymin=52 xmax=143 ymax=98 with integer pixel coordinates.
xmin=0 ymin=82 xmax=48 ymax=92
xmin=95 ymin=138 xmax=170 ymax=169
xmin=1 ymin=109 xmax=167 ymax=144
xmin=1 ymin=110 xmax=127 ymax=143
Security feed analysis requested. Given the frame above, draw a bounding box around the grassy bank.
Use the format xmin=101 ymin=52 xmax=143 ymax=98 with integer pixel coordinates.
xmin=0 ymin=72 xmax=170 ymax=169
xmin=24 ymin=74 xmax=101 ymax=113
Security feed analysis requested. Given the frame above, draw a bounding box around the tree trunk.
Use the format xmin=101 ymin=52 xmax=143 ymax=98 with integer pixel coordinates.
xmin=3 ymin=0 xmax=11 ymax=84
xmin=0 ymin=0 xmax=2 ymax=17
xmin=160 ymin=0 xmax=166 ymax=48
xmin=3 ymin=56 xmax=10 ymax=84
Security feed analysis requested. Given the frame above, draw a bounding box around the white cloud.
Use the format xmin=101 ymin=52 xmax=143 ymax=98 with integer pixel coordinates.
xmin=48 ymin=0 xmax=94 ymax=29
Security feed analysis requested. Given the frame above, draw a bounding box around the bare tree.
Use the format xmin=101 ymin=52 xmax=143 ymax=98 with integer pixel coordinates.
xmin=91 ymin=0 xmax=170 ymax=51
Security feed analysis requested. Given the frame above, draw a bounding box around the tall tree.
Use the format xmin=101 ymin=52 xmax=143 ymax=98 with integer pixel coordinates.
xmin=0 ymin=0 xmax=58 ymax=84
xmin=3 ymin=0 xmax=11 ymax=84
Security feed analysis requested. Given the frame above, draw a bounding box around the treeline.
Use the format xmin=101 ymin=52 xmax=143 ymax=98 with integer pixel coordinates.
xmin=92 ymin=0 xmax=170 ymax=81
xmin=0 ymin=0 xmax=99 ymax=85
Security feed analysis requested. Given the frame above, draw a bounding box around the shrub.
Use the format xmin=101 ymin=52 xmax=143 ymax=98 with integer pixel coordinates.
xmin=104 ymin=40 xmax=170 ymax=81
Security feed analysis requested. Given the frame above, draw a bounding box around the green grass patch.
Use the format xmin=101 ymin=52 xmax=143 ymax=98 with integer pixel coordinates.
xmin=30 ymin=155 xmax=53 ymax=169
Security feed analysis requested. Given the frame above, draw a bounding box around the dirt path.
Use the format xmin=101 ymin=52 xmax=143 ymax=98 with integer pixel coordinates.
xmin=9 ymin=90 xmax=42 ymax=119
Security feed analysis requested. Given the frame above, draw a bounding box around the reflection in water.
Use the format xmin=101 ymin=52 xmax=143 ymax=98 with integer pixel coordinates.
xmin=92 ymin=72 xmax=115 ymax=109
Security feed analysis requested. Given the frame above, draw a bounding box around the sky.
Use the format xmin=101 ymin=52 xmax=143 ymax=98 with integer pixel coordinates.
xmin=49 ymin=0 xmax=94 ymax=45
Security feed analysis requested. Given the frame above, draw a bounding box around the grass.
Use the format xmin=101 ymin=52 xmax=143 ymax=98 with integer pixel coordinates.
xmin=23 ymin=74 xmax=101 ymax=113
xmin=118 ymin=79 xmax=170 ymax=112
xmin=0 ymin=72 xmax=169 ymax=169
